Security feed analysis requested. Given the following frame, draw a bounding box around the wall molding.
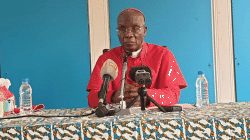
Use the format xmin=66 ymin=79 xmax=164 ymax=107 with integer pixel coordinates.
xmin=211 ymin=0 xmax=236 ymax=103
xmin=88 ymin=0 xmax=110 ymax=72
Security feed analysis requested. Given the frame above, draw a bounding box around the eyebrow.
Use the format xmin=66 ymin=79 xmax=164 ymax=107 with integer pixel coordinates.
xmin=117 ymin=24 xmax=143 ymax=28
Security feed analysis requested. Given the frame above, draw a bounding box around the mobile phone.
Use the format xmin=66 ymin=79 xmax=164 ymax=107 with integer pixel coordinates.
xmin=160 ymin=106 xmax=182 ymax=112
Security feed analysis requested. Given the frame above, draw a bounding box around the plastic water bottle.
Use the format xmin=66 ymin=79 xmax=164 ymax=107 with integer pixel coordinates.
xmin=196 ymin=71 xmax=209 ymax=107
xmin=19 ymin=78 xmax=32 ymax=115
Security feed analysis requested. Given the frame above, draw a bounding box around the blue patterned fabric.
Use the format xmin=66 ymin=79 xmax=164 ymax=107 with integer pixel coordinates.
xmin=0 ymin=102 xmax=250 ymax=139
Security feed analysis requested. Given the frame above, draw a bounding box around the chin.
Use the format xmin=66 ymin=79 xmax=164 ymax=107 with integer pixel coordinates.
xmin=124 ymin=46 xmax=138 ymax=52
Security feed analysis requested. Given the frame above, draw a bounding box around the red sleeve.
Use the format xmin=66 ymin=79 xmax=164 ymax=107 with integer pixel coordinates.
xmin=155 ymin=49 xmax=187 ymax=89
xmin=86 ymin=55 xmax=116 ymax=108
xmin=147 ymin=48 xmax=187 ymax=107
xmin=147 ymin=86 xmax=180 ymax=107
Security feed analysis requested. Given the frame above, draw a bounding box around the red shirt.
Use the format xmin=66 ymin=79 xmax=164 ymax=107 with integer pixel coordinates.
xmin=87 ymin=42 xmax=187 ymax=108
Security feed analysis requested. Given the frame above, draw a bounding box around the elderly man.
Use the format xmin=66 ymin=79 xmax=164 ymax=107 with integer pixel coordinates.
xmin=87 ymin=8 xmax=187 ymax=108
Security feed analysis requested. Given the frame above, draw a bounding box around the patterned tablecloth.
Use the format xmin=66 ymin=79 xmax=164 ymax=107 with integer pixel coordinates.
xmin=0 ymin=102 xmax=250 ymax=140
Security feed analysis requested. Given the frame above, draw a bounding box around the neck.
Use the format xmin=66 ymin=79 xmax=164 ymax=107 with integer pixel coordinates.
xmin=127 ymin=48 xmax=142 ymax=58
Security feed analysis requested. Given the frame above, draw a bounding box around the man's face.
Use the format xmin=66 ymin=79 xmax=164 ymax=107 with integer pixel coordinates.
xmin=117 ymin=11 xmax=147 ymax=52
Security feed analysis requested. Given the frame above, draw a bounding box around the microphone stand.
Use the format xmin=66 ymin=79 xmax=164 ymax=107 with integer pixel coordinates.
xmin=126 ymin=85 xmax=166 ymax=112
xmin=119 ymin=53 xmax=131 ymax=109
xmin=114 ymin=53 xmax=137 ymax=116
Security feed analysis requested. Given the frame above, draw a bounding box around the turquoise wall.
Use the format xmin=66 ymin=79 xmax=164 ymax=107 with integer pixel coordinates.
xmin=0 ymin=0 xmax=90 ymax=109
xmin=232 ymin=0 xmax=250 ymax=102
xmin=109 ymin=0 xmax=215 ymax=104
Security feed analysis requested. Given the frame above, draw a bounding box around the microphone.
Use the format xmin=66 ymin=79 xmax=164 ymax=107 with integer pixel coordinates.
xmin=100 ymin=59 xmax=118 ymax=81
xmin=96 ymin=59 xmax=118 ymax=117
xmin=127 ymin=51 xmax=132 ymax=57
xmin=122 ymin=51 xmax=132 ymax=58
xmin=127 ymin=66 xmax=167 ymax=112
xmin=129 ymin=66 xmax=152 ymax=84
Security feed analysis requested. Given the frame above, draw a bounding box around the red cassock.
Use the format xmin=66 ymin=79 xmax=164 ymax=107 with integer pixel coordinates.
xmin=86 ymin=42 xmax=187 ymax=108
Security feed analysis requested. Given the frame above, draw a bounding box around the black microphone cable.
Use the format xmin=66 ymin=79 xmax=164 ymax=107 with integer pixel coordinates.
xmin=0 ymin=109 xmax=96 ymax=120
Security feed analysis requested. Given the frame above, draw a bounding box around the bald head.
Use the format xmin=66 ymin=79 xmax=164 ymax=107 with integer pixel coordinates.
xmin=117 ymin=8 xmax=145 ymax=23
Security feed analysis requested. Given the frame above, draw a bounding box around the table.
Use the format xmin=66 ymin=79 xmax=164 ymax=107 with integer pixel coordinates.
xmin=0 ymin=102 xmax=250 ymax=139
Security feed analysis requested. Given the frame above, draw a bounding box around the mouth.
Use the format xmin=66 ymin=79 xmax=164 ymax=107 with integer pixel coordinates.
xmin=124 ymin=42 xmax=136 ymax=46
xmin=125 ymin=42 xmax=135 ymax=44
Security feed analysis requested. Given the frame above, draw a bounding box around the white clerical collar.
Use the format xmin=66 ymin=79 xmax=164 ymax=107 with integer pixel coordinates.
xmin=131 ymin=48 xmax=142 ymax=58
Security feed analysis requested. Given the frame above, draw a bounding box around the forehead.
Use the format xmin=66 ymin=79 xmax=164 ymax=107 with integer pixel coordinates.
xmin=117 ymin=11 xmax=145 ymax=27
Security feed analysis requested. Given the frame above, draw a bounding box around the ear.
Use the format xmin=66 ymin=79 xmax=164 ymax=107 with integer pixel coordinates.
xmin=143 ymin=26 xmax=147 ymax=37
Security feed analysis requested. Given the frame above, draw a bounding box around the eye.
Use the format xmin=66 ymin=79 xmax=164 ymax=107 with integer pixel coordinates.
xmin=132 ymin=26 xmax=144 ymax=33
xmin=117 ymin=27 xmax=126 ymax=32
xmin=133 ymin=26 xmax=140 ymax=31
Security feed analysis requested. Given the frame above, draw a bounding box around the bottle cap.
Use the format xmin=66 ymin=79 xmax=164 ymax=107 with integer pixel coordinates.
xmin=198 ymin=71 xmax=204 ymax=75
xmin=22 ymin=78 xmax=30 ymax=83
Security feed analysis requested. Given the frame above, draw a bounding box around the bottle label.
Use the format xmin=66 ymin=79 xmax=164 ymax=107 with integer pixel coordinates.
xmin=205 ymin=82 xmax=209 ymax=106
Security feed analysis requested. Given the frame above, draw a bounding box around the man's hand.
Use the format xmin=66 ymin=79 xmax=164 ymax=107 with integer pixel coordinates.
xmin=111 ymin=83 xmax=147 ymax=107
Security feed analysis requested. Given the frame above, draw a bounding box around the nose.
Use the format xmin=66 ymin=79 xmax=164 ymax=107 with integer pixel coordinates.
xmin=124 ymin=29 xmax=134 ymax=38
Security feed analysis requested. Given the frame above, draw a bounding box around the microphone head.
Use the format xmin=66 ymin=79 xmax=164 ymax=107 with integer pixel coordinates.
xmin=127 ymin=51 xmax=132 ymax=56
xmin=101 ymin=59 xmax=118 ymax=81
xmin=129 ymin=66 xmax=152 ymax=81
xmin=122 ymin=51 xmax=132 ymax=58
